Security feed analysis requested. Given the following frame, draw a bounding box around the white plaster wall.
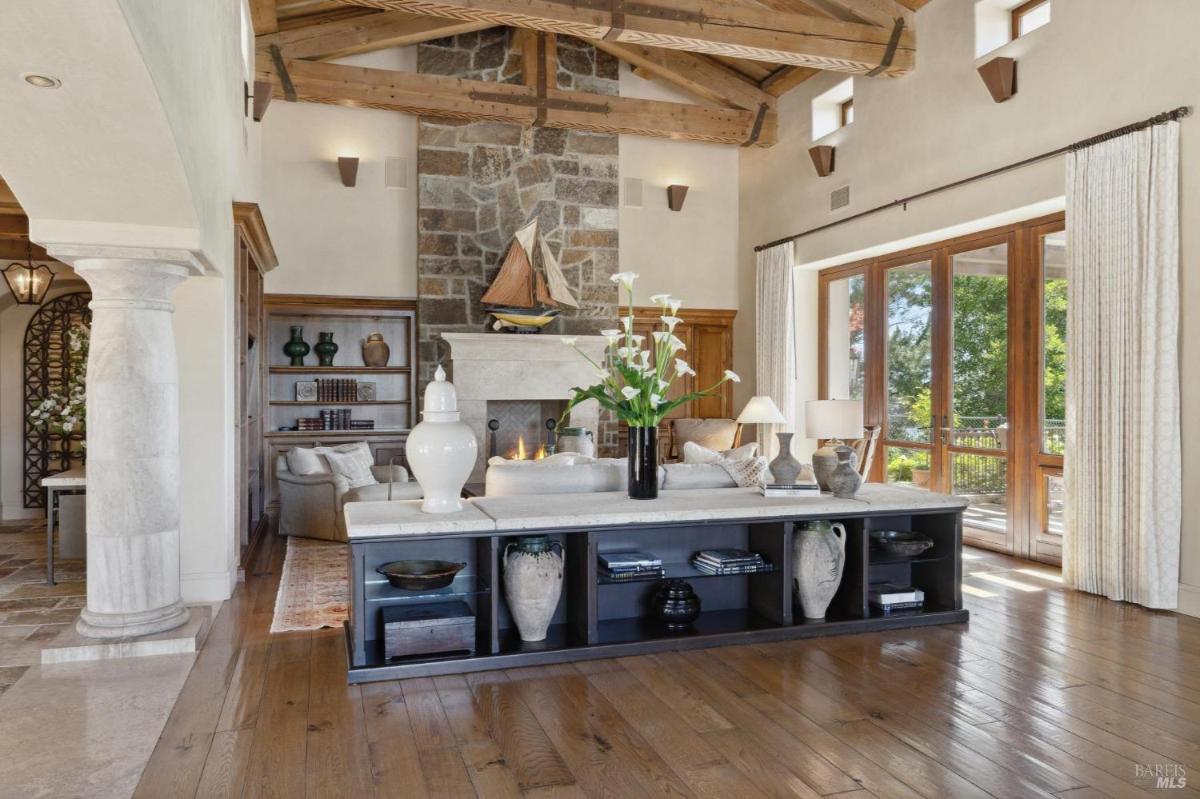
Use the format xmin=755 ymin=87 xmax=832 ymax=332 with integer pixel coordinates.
xmin=116 ymin=0 xmax=249 ymax=601
xmin=738 ymin=0 xmax=1200 ymax=613
xmin=261 ymin=48 xmax=420 ymax=298
xmin=617 ymin=64 xmax=741 ymax=310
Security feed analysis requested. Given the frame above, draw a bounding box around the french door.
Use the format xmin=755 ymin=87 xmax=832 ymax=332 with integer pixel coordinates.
xmin=820 ymin=214 xmax=1066 ymax=563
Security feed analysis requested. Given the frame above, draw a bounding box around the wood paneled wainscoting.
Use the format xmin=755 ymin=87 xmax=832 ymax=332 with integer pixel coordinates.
xmin=135 ymin=532 xmax=1200 ymax=798
xmin=818 ymin=213 xmax=1067 ymax=564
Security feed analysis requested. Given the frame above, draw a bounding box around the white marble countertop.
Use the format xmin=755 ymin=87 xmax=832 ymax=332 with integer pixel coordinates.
xmin=344 ymin=500 xmax=496 ymax=538
xmin=346 ymin=484 xmax=966 ymax=540
xmin=41 ymin=467 xmax=86 ymax=488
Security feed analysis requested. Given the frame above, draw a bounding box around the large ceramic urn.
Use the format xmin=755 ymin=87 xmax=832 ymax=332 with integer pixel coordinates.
xmin=504 ymin=536 xmax=563 ymax=642
xmin=792 ymin=521 xmax=847 ymax=620
xmin=406 ymin=365 xmax=477 ymax=513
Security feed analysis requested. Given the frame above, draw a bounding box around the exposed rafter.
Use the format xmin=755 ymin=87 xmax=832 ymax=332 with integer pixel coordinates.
xmin=249 ymin=0 xmax=280 ymax=34
xmin=821 ymin=0 xmax=914 ymax=29
xmin=760 ymin=65 xmax=821 ymax=97
xmin=592 ymin=40 xmax=775 ymax=112
xmin=325 ymin=0 xmax=915 ymax=74
xmin=256 ymin=56 xmax=779 ymax=145
xmin=257 ymin=9 xmax=493 ymax=60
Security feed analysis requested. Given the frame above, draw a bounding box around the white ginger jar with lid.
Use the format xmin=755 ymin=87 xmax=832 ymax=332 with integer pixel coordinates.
xmin=406 ymin=365 xmax=477 ymax=513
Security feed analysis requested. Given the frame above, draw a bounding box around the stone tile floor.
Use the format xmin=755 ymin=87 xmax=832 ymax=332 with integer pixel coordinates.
xmin=0 ymin=518 xmax=198 ymax=799
xmin=0 ymin=518 xmax=86 ymax=685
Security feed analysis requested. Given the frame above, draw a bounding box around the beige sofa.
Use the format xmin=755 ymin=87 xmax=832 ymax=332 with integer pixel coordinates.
xmin=276 ymin=456 xmax=422 ymax=542
xmin=483 ymin=454 xmax=746 ymax=496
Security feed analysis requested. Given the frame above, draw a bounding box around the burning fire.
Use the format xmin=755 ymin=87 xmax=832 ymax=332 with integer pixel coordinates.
xmin=507 ymin=436 xmax=547 ymax=460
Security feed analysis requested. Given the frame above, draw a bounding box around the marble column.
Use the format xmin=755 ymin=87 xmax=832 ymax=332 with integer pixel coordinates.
xmin=74 ymin=258 xmax=190 ymax=638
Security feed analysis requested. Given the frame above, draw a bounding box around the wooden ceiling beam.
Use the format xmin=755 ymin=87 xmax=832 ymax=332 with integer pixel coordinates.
xmin=255 ymin=55 xmax=778 ymax=145
xmin=820 ymin=0 xmax=914 ymax=29
xmin=249 ymin=0 xmax=280 ymax=34
xmin=592 ymin=40 xmax=775 ymax=112
xmin=760 ymin=65 xmax=820 ymax=96
xmin=257 ymin=9 xmax=493 ymax=60
xmin=325 ymin=0 xmax=915 ymax=74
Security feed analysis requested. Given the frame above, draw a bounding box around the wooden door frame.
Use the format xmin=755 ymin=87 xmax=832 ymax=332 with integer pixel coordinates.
xmin=816 ymin=211 xmax=1066 ymax=561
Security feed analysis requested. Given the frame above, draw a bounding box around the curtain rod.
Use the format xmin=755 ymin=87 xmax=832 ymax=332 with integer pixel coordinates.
xmin=754 ymin=105 xmax=1192 ymax=253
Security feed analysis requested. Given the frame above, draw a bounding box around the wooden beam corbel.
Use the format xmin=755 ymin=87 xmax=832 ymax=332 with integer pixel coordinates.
xmin=808 ymin=145 xmax=835 ymax=177
xmin=977 ymin=57 xmax=1017 ymax=103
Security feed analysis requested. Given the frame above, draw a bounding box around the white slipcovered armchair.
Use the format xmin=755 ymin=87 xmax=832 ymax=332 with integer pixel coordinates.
xmin=276 ymin=444 xmax=422 ymax=542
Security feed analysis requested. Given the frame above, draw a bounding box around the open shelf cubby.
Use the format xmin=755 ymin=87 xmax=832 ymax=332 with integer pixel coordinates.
xmin=346 ymin=502 xmax=967 ymax=682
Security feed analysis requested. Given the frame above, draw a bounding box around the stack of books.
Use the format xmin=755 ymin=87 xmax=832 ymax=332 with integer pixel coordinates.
xmin=869 ymin=583 xmax=925 ymax=615
xmin=690 ymin=549 xmax=771 ymax=575
xmin=760 ymin=479 xmax=820 ymax=497
xmin=598 ymin=551 xmax=663 ymax=581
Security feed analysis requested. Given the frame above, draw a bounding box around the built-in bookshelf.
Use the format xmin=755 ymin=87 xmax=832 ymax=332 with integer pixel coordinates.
xmin=262 ymin=294 xmax=417 ymax=509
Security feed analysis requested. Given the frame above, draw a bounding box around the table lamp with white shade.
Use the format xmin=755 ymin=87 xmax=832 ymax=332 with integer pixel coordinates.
xmin=736 ymin=395 xmax=803 ymax=484
xmin=805 ymin=399 xmax=864 ymax=491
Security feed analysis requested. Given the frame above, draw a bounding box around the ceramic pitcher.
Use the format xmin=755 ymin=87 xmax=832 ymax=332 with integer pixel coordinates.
xmin=793 ymin=521 xmax=847 ymax=620
xmin=503 ymin=536 xmax=563 ymax=642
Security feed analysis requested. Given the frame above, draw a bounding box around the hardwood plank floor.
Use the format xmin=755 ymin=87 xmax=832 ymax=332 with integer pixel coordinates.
xmin=137 ymin=537 xmax=1199 ymax=798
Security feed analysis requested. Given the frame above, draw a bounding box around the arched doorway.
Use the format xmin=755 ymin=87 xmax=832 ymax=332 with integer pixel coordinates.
xmin=23 ymin=291 xmax=91 ymax=508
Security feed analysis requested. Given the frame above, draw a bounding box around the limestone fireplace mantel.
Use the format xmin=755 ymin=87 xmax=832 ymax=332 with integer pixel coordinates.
xmin=442 ymin=332 xmax=608 ymax=481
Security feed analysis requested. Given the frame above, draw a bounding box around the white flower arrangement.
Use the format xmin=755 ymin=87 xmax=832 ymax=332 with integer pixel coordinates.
xmin=29 ymin=322 xmax=90 ymax=443
xmin=561 ymin=276 xmax=738 ymax=428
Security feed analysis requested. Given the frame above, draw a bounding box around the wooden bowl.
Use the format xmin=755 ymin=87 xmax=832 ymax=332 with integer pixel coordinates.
xmin=376 ymin=560 xmax=466 ymax=591
xmin=870 ymin=530 xmax=935 ymax=558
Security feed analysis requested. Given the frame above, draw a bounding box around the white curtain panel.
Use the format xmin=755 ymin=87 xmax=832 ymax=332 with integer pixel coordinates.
xmin=755 ymin=243 xmax=796 ymax=459
xmin=1063 ymin=121 xmax=1181 ymax=609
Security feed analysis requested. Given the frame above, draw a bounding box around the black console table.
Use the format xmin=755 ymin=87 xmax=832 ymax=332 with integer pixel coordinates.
xmin=343 ymin=485 xmax=968 ymax=683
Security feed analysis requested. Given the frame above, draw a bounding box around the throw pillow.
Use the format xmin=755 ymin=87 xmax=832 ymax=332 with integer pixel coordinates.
xmin=718 ymin=455 xmax=769 ymax=488
xmin=285 ymin=446 xmax=327 ymax=476
xmin=682 ymin=440 xmax=758 ymax=465
xmin=318 ymin=442 xmax=378 ymax=489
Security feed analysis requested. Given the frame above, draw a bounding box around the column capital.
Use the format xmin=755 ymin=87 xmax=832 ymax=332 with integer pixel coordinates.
xmin=30 ymin=219 xmax=211 ymax=276
xmin=72 ymin=258 xmax=191 ymax=311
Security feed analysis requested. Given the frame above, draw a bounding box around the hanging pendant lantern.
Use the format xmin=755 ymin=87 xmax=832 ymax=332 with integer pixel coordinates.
xmin=3 ymin=240 xmax=54 ymax=305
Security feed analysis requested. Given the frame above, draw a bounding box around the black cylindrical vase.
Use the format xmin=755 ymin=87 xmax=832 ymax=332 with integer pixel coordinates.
xmin=627 ymin=425 xmax=659 ymax=500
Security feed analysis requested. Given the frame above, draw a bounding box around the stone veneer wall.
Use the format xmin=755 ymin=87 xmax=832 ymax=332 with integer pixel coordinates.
xmin=417 ymin=29 xmax=621 ymax=454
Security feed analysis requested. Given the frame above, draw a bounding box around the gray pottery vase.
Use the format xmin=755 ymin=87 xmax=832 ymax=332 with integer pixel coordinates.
xmin=504 ymin=536 xmax=563 ymax=642
xmin=828 ymin=445 xmax=863 ymax=499
xmin=769 ymin=432 xmax=803 ymax=484
xmin=792 ymin=521 xmax=847 ymax=620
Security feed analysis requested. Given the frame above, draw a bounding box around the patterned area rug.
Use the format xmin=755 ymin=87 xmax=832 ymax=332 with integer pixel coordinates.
xmin=270 ymin=537 xmax=350 ymax=633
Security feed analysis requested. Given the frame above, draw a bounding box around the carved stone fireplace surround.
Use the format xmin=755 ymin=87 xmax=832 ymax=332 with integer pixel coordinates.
xmin=442 ymin=333 xmax=607 ymax=482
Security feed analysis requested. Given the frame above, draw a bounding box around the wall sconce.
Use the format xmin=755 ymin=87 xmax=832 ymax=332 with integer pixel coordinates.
xmin=977 ymin=57 xmax=1017 ymax=103
xmin=338 ymin=156 xmax=360 ymax=187
xmin=808 ymin=145 xmax=835 ymax=178
xmin=666 ymin=184 xmax=689 ymax=212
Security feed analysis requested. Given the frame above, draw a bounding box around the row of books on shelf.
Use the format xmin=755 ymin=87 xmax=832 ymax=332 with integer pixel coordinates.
xmin=296 ymin=410 xmax=376 ymax=431
xmin=598 ymin=549 xmax=775 ymax=580
xmin=298 ymin=378 xmax=376 ymax=403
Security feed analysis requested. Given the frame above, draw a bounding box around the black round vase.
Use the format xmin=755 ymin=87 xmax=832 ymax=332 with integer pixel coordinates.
xmin=627 ymin=425 xmax=659 ymax=500
xmin=651 ymin=579 xmax=701 ymax=629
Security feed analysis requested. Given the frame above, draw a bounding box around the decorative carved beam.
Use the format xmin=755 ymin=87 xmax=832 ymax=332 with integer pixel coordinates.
xmin=326 ymin=0 xmax=915 ymax=74
xmin=257 ymin=9 xmax=492 ymax=60
xmin=592 ymin=40 xmax=775 ymax=111
xmin=255 ymin=55 xmax=779 ymax=145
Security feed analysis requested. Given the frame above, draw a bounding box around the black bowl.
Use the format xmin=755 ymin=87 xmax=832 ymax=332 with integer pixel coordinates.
xmin=870 ymin=530 xmax=935 ymax=557
xmin=376 ymin=560 xmax=466 ymax=590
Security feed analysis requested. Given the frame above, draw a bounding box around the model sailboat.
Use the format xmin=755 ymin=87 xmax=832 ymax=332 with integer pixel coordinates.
xmin=482 ymin=218 xmax=579 ymax=332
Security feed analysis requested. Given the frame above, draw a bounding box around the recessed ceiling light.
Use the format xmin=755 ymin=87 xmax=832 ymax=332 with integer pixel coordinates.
xmin=21 ymin=73 xmax=62 ymax=89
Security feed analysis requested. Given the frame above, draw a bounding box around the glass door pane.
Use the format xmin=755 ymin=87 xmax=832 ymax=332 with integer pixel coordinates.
xmin=950 ymin=243 xmax=1009 ymax=450
xmin=949 ymin=242 xmax=1011 ymax=548
xmin=825 ymin=273 xmax=866 ymax=401
xmin=1041 ymin=230 xmax=1068 ymax=455
xmin=885 ymin=261 xmax=934 ymax=444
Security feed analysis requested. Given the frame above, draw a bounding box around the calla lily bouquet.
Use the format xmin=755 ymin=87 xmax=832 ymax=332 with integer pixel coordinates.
xmin=561 ymin=272 xmax=738 ymax=428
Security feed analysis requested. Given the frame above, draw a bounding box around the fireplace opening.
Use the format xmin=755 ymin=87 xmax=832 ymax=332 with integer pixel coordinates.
xmin=486 ymin=400 xmax=566 ymax=460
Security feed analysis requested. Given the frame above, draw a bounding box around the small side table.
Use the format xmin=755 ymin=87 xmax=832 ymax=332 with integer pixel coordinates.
xmin=41 ymin=467 xmax=86 ymax=586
